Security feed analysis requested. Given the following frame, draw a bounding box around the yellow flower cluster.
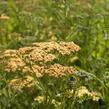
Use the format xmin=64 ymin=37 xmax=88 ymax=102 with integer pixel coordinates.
xmin=3 ymin=50 xmax=18 ymax=57
xmin=65 ymin=86 xmax=100 ymax=102
xmin=21 ymin=64 xmax=76 ymax=78
xmin=76 ymin=86 xmax=91 ymax=97
xmin=5 ymin=57 xmax=25 ymax=72
xmin=34 ymin=96 xmax=61 ymax=106
xmin=22 ymin=65 xmax=45 ymax=77
xmin=32 ymin=41 xmax=80 ymax=55
xmin=29 ymin=49 xmax=55 ymax=62
xmin=76 ymin=86 xmax=100 ymax=102
xmin=34 ymin=96 xmax=45 ymax=103
xmin=19 ymin=47 xmax=56 ymax=63
xmin=2 ymin=41 xmax=80 ymax=78
xmin=46 ymin=64 xmax=76 ymax=78
xmin=0 ymin=14 xmax=10 ymax=20
xmin=8 ymin=76 xmax=35 ymax=91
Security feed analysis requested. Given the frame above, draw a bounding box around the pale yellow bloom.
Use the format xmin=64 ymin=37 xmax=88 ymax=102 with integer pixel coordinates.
xmin=5 ymin=58 xmax=25 ymax=72
xmin=46 ymin=64 xmax=76 ymax=78
xmin=51 ymin=99 xmax=61 ymax=107
xmin=75 ymin=86 xmax=100 ymax=102
xmin=2 ymin=41 xmax=80 ymax=77
xmin=0 ymin=14 xmax=10 ymax=20
xmin=91 ymin=92 xmax=100 ymax=102
xmin=34 ymin=96 xmax=45 ymax=103
xmin=76 ymin=86 xmax=91 ymax=97
xmin=32 ymin=41 xmax=80 ymax=55
xmin=8 ymin=76 xmax=34 ymax=90
xmin=30 ymin=49 xmax=55 ymax=62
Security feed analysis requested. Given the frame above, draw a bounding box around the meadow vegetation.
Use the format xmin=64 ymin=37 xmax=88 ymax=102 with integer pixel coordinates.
xmin=0 ymin=0 xmax=109 ymax=109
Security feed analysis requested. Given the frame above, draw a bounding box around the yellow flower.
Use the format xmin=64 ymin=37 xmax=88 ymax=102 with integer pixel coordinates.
xmin=1 ymin=41 xmax=80 ymax=78
xmin=5 ymin=57 xmax=25 ymax=72
xmin=52 ymin=99 xmax=61 ymax=107
xmin=76 ymin=86 xmax=91 ymax=97
xmin=91 ymin=92 xmax=100 ymax=102
xmin=3 ymin=50 xmax=17 ymax=56
xmin=75 ymin=86 xmax=100 ymax=102
xmin=46 ymin=64 xmax=76 ymax=78
xmin=32 ymin=41 xmax=80 ymax=55
xmin=0 ymin=14 xmax=10 ymax=20
xmin=34 ymin=96 xmax=44 ymax=103
xmin=8 ymin=76 xmax=34 ymax=91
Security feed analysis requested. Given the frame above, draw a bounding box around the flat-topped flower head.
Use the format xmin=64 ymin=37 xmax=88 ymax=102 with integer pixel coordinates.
xmin=0 ymin=14 xmax=10 ymax=20
xmin=57 ymin=41 xmax=80 ymax=55
xmin=65 ymin=86 xmax=101 ymax=102
xmin=46 ymin=64 xmax=76 ymax=78
xmin=8 ymin=76 xmax=34 ymax=91
xmin=32 ymin=42 xmax=57 ymax=52
xmin=5 ymin=57 xmax=25 ymax=72
xmin=1 ymin=41 xmax=80 ymax=78
xmin=75 ymin=86 xmax=100 ymax=102
xmin=3 ymin=50 xmax=18 ymax=58
xmin=29 ymin=49 xmax=56 ymax=62
xmin=22 ymin=65 xmax=45 ymax=77
xmin=18 ymin=47 xmax=35 ymax=54
xmin=32 ymin=41 xmax=80 ymax=55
